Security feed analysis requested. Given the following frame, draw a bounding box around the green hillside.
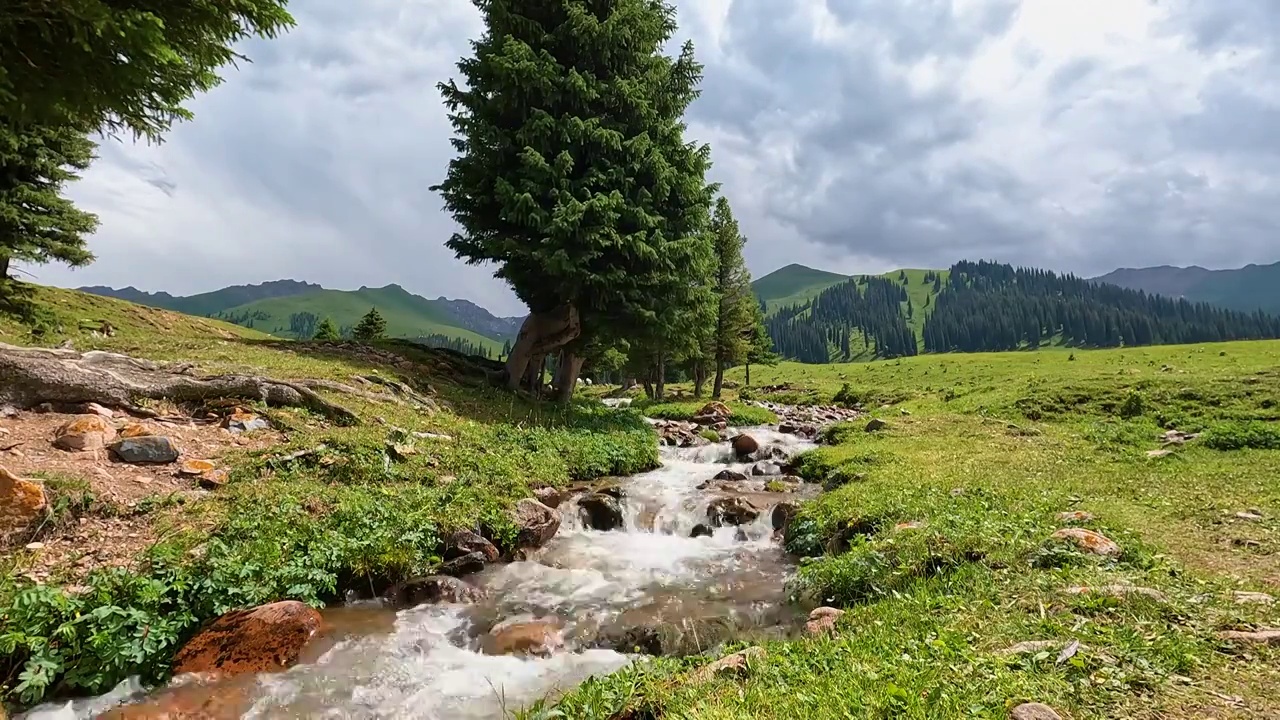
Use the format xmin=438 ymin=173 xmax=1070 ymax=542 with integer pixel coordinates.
xmin=216 ymin=285 xmax=502 ymax=354
xmin=1094 ymin=261 xmax=1280 ymax=315
xmin=752 ymin=264 xmax=849 ymax=309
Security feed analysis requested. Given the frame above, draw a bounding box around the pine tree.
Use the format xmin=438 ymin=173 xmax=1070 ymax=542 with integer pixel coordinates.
xmin=0 ymin=122 xmax=98 ymax=287
xmin=352 ymin=308 xmax=386 ymax=342
xmin=3 ymin=2 xmax=294 ymax=139
xmin=313 ymin=317 xmax=340 ymax=341
xmin=433 ymin=0 xmax=715 ymax=398
xmin=708 ymin=197 xmax=754 ymax=398
xmin=744 ymin=300 xmax=779 ymax=385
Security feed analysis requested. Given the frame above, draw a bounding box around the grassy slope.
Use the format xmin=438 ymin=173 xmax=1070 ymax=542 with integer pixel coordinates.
xmin=0 ymin=285 xmax=654 ymax=709
xmin=546 ymin=341 xmax=1280 ymax=719
xmin=217 ymin=285 xmax=502 ymax=353
xmin=752 ymin=264 xmax=850 ymax=311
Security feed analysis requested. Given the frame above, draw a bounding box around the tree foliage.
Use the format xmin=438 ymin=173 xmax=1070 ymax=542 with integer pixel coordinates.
xmin=708 ymin=197 xmax=755 ymax=397
xmin=1 ymin=0 xmax=294 ymax=139
xmin=0 ymin=122 xmax=99 ymax=284
xmin=432 ymin=0 xmax=715 ymax=395
xmin=352 ymin=307 xmax=386 ymax=342
xmin=313 ymin=317 xmax=340 ymax=341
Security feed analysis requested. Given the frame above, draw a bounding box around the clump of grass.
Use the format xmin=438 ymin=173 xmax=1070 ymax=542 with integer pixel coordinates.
xmin=1201 ymin=421 xmax=1280 ymax=450
xmin=637 ymin=400 xmax=778 ymax=426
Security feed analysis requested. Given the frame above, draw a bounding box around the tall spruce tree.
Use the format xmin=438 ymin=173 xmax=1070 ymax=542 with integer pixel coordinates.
xmin=313 ymin=317 xmax=340 ymax=341
xmin=708 ymin=197 xmax=754 ymax=398
xmin=352 ymin=307 xmax=386 ymax=342
xmin=744 ymin=299 xmax=779 ymax=385
xmin=433 ymin=0 xmax=715 ymax=399
xmin=0 ymin=123 xmax=99 ymax=286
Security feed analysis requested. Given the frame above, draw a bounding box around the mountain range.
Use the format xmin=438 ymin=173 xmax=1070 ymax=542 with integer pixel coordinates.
xmin=78 ymin=258 xmax=1279 ymax=361
xmin=80 ymin=281 xmax=524 ymax=354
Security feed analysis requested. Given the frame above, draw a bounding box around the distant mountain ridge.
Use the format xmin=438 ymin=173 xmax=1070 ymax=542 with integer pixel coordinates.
xmin=79 ymin=281 xmax=525 ymax=347
xmin=1091 ymin=262 xmax=1280 ymax=315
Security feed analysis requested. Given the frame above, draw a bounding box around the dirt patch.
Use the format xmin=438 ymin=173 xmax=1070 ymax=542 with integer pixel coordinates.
xmin=1 ymin=408 xmax=281 ymax=583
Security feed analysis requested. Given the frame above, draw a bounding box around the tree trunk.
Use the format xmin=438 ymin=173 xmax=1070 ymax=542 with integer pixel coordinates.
xmin=654 ymin=356 xmax=666 ymax=401
xmin=553 ymin=350 xmax=584 ymax=403
xmin=693 ymin=363 xmax=706 ymax=398
xmin=503 ymin=305 xmax=581 ymax=390
xmin=0 ymin=254 xmax=9 ymax=282
xmin=745 ymin=361 xmax=751 ymax=387
xmin=642 ymin=380 xmax=654 ymax=400
xmin=712 ymin=361 xmax=725 ymax=399
xmin=525 ymin=353 xmax=546 ymax=398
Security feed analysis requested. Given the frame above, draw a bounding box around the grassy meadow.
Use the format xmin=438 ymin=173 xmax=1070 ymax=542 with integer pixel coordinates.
xmin=542 ymin=341 xmax=1280 ymax=719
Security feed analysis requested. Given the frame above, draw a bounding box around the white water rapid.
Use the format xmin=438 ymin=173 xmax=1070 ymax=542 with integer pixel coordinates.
xmin=24 ymin=427 xmax=815 ymax=720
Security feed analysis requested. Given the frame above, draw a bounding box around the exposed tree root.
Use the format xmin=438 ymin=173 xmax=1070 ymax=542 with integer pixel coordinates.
xmin=0 ymin=343 xmax=360 ymax=425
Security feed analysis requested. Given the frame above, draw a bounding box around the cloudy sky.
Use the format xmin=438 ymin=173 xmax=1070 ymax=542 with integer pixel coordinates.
xmin=31 ymin=0 xmax=1280 ymax=315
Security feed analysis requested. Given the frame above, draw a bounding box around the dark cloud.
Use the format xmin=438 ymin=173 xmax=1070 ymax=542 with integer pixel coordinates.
xmin=32 ymin=0 xmax=1280 ymax=313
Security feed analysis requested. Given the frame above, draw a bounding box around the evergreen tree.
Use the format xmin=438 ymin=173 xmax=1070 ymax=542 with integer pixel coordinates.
xmin=313 ymin=317 xmax=340 ymax=341
xmin=708 ymin=197 xmax=754 ymax=398
xmin=2 ymin=1 xmax=293 ymax=139
xmin=433 ymin=0 xmax=714 ymax=398
xmin=0 ymin=123 xmax=98 ymax=286
xmin=500 ymin=339 xmax=513 ymax=361
xmin=352 ymin=307 xmax=386 ymax=342
xmin=744 ymin=299 xmax=779 ymax=385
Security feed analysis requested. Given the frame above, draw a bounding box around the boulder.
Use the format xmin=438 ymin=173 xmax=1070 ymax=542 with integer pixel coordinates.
xmin=172 ymin=601 xmax=323 ymax=677
xmin=770 ymin=501 xmax=798 ymax=531
xmin=1011 ymin=703 xmax=1063 ymax=720
xmin=751 ymin=462 xmax=780 ymax=477
xmin=445 ymin=529 xmax=500 ymax=563
xmin=439 ymin=551 xmax=486 ymax=577
xmin=510 ymin=498 xmax=561 ymax=550
xmin=713 ymin=469 xmax=748 ymax=483
xmin=110 ymin=436 xmax=180 ymax=464
xmin=805 ymin=606 xmax=844 ymax=635
xmin=865 ymin=418 xmax=888 ymax=432
xmin=706 ymin=496 xmax=760 ymax=527
xmin=1 ymin=466 xmax=47 ymax=547
xmin=778 ymin=422 xmax=798 ymax=434
xmin=698 ymin=401 xmax=731 ymax=418
xmin=533 ymin=486 xmax=563 ymax=509
xmin=578 ymin=493 xmax=626 ymax=531
xmin=731 ymin=434 xmax=759 ymax=458
xmin=485 ymin=618 xmax=564 ymax=657
xmin=53 ymin=414 xmax=116 ymax=451
xmin=690 ymin=523 xmax=714 ymax=538
xmin=692 ymin=414 xmax=722 ymax=426
xmin=225 ymin=411 xmax=270 ymax=434
xmin=1050 ymin=528 xmax=1120 ymax=556
xmin=387 ymin=575 xmax=485 ymax=607
xmin=690 ymin=646 xmax=765 ymax=683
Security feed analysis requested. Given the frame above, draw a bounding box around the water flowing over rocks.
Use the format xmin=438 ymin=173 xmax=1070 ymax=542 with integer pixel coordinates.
xmin=64 ymin=422 xmax=820 ymax=720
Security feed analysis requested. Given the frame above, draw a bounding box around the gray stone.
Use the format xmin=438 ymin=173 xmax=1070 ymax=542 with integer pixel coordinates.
xmin=578 ymin=493 xmax=625 ymax=531
xmin=1011 ymin=703 xmax=1062 ymax=720
xmin=109 ymin=436 xmax=179 ymax=464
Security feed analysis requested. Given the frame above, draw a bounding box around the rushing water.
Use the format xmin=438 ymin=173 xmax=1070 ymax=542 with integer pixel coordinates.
xmin=25 ymin=426 xmax=815 ymax=720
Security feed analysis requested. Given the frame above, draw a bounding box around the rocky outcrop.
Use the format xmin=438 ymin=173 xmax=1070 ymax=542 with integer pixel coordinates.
xmin=654 ymin=419 xmax=707 ymax=447
xmin=805 ymin=606 xmax=843 ymax=635
xmin=172 ymin=601 xmax=323 ymax=677
xmin=445 ymin=529 xmax=500 ymax=563
xmin=578 ymin=493 xmax=625 ymax=531
xmin=439 ymin=551 xmax=486 ymax=577
xmin=1 ymin=465 xmax=47 ymax=547
xmin=864 ymin=418 xmax=888 ymax=432
xmin=386 ymin=575 xmax=485 ymax=607
xmin=510 ymin=498 xmax=560 ymax=550
xmin=53 ymin=414 xmax=116 ymax=451
xmin=770 ymin=501 xmax=798 ymax=531
xmin=485 ymin=617 xmax=564 ymax=657
xmin=707 ymin=496 xmax=760 ymax=526
xmin=731 ymin=434 xmax=759 ymax=458
xmin=110 ymin=435 xmax=180 ymax=464
xmin=1050 ymin=528 xmax=1120 ymax=556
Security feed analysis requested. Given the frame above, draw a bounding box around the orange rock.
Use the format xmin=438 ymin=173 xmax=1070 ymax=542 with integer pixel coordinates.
xmin=893 ymin=521 xmax=925 ymax=532
xmin=805 ymin=606 xmax=844 ymax=635
xmin=53 ymin=414 xmax=116 ymax=451
xmin=180 ymin=459 xmax=217 ymax=476
xmin=485 ymin=618 xmax=564 ymax=657
xmin=1 ymin=465 xmax=47 ymax=546
xmin=98 ymin=675 xmax=253 ymax=720
xmin=120 ymin=423 xmax=157 ymax=439
xmin=172 ymin=601 xmax=323 ymax=677
xmin=1051 ymin=527 xmax=1120 ymax=556
xmin=690 ymin=646 xmax=766 ymax=683
xmin=1056 ymin=510 xmax=1094 ymax=523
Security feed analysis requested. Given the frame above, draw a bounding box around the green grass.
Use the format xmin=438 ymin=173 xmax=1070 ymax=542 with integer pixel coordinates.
xmin=635 ymin=399 xmax=778 ymax=426
xmin=752 ymin=264 xmax=850 ymax=308
xmin=0 ymin=285 xmax=655 ymax=709
xmin=215 ymin=284 xmax=503 ymax=351
xmin=541 ymin=339 xmax=1280 ymax=719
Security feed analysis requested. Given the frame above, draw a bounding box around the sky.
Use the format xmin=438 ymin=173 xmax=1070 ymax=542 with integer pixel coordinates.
xmin=31 ymin=0 xmax=1280 ymax=316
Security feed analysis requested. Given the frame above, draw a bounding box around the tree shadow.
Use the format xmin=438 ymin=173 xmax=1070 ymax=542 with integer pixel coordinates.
xmin=225 ymin=337 xmax=651 ymax=433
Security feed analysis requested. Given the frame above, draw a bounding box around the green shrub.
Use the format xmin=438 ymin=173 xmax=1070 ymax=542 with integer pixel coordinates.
xmin=1201 ymin=421 xmax=1280 ymax=450
xmin=637 ymin=400 xmax=777 ymax=426
xmin=819 ymin=421 xmax=862 ymax=445
xmin=1117 ymin=391 xmax=1145 ymax=419
xmin=699 ymin=429 xmax=720 ymax=443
